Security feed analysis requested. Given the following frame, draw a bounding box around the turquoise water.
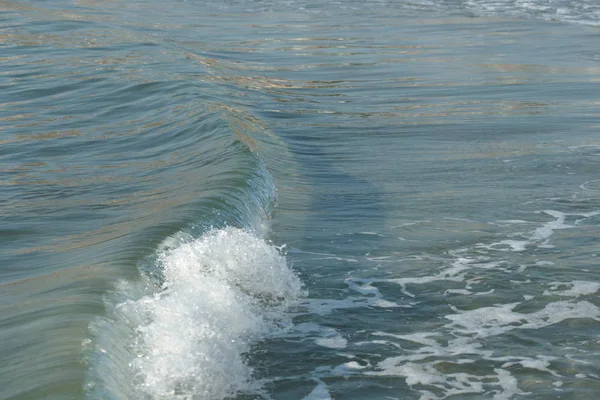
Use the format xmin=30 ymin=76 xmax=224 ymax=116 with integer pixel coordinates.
xmin=2 ymin=1 xmax=600 ymax=399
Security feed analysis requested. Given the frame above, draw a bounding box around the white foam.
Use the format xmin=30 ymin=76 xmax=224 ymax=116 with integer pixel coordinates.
xmin=120 ymin=227 xmax=303 ymax=399
xmin=465 ymin=0 xmax=600 ymax=27
xmin=300 ymin=298 xmax=370 ymax=315
xmin=331 ymin=361 xmax=366 ymax=375
xmin=294 ymin=322 xmax=348 ymax=349
xmin=480 ymin=210 xmax=576 ymax=252
xmin=531 ymin=210 xmax=572 ymax=242
xmin=375 ymin=299 xmax=403 ymax=308
xmin=545 ymin=281 xmax=600 ymax=298
xmin=494 ymin=220 xmax=529 ymax=225
xmin=315 ymin=336 xmax=348 ymax=349
xmin=303 ymin=208 xmax=600 ymax=398
xmin=501 ymin=355 xmax=560 ymax=377
xmin=446 ymin=289 xmax=473 ymax=295
xmin=299 ymin=278 xmax=407 ymax=316
xmin=346 ymin=279 xmax=404 ymax=308
xmin=370 ymin=362 xmax=493 ymax=398
xmin=480 ymin=239 xmax=529 ymax=252
xmin=384 ymin=255 xmax=493 ymax=297
xmin=302 ymin=380 xmax=331 ymax=400
xmin=392 ymin=332 xmax=440 ymax=347
xmin=493 ymin=368 xmax=530 ymax=399
xmin=446 ymin=301 xmax=600 ymax=338
xmin=362 ymin=297 xmax=600 ymax=398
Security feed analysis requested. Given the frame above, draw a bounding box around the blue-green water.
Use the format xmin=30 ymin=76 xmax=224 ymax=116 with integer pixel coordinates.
xmin=2 ymin=1 xmax=600 ymax=399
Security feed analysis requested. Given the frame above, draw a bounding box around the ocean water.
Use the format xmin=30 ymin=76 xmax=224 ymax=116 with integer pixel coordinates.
xmin=2 ymin=0 xmax=600 ymax=399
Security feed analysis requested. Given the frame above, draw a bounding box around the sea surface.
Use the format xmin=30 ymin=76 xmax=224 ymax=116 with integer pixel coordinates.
xmin=2 ymin=0 xmax=600 ymax=399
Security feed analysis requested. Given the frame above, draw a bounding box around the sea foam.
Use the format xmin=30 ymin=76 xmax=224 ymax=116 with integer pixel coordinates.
xmin=117 ymin=227 xmax=303 ymax=399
